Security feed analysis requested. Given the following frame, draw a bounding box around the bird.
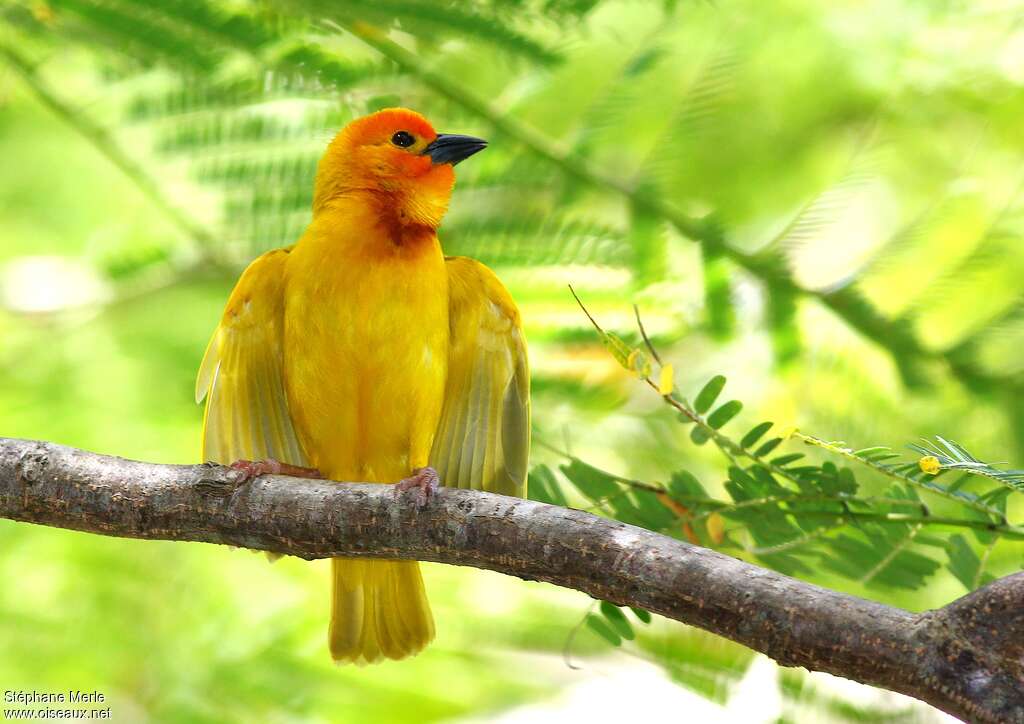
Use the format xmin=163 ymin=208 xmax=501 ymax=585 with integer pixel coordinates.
xmin=194 ymin=108 xmax=530 ymax=664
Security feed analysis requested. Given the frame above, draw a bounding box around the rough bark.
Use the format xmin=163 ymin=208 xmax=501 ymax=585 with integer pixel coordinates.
xmin=1 ymin=438 xmax=1022 ymax=722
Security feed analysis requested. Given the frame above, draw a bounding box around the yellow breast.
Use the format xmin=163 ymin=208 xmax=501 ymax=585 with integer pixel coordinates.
xmin=282 ymin=202 xmax=449 ymax=482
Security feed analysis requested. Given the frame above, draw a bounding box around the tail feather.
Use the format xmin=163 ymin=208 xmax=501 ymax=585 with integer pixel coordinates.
xmin=329 ymin=558 xmax=434 ymax=664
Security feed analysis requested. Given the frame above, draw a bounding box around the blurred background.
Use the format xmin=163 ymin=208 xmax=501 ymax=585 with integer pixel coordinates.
xmin=1 ymin=0 xmax=1022 ymax=721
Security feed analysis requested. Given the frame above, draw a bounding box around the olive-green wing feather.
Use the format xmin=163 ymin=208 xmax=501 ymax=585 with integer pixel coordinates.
xmin=431 ymin=256 xmax=530 ymax=497
xmin=195 ymin=247 xmax=307 ymax=466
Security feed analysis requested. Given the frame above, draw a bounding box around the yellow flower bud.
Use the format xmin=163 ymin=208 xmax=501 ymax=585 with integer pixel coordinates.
xmin=707 ymin=512 xmax=725 ymax=545
xmin=918 ymin=455 xmax=941 ymax=475
xmin=658 ymin=364 xmax=675 ymax=396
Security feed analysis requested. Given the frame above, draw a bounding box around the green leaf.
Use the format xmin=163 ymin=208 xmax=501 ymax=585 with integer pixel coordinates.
xmin=811 ymin=464 xmax=859 ymax=496
xmin=750 ymin=466 xmax=786 ymax=494
xmin=945 ymin=535 xmax=982 ymax=591
xmin=721 ymin=468 xmax=808 ymax=556
xmin=628 ymin=491 xmax=677 ymax=531
xmin=690 ymin=426 xmax=712 ymax=445
xmin=627 ymin=348 xmax=653 ymax=379
xmin=854 ymin=446 xmax=892 ymax=459
xmin=560 ymin=459 xmax=620 ymax=500
xmin=607 ymin=491 xmax=675 ymax=531
xmin=755 ymin=438 xmax=783 ymax=457
xmin=630 ymin=607 xmax=652 ymax=624
xmin=707 ymin=400 xmax=742 ymax=429
xmin=944 ymin=534 xmax=996 ymax=590
xmin=948 ymin=489 xmax=1007 ymax=545
xmin=600 ymin=602 xmax=636 ymax=640
xmin=821 ymin=527 xmax=940 ymax=590
xmin=586 ymin=613 xmax=622 ymax=646
xmin=528 ymin=465 xmax=567 ymax=506
xmin=602 ymin=331 xmax=633 ymax=369
xmin=667 ymin=470 xmax=707 ymax=501
xmin=741 ymin=421 xmax=773 ymax=449
xmin=694 ymin=375 xmax=726 ymax=414
xmin=946 ymin=473 xmax=972 ymax=493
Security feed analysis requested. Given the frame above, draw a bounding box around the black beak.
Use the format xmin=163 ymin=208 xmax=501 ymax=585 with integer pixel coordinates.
xmin=422 ymin=133 xmax=487 ymax=166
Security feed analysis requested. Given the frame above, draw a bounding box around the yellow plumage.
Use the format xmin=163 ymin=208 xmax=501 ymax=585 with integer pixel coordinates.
xmin=196 ymin=108 xmax=529 ymax=663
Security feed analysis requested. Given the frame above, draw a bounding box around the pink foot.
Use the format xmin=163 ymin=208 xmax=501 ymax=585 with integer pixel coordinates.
xmin=394 ymin=466 xmax=440 ymax=508
xmin=228 ymin=458 xmax=324 ymax=485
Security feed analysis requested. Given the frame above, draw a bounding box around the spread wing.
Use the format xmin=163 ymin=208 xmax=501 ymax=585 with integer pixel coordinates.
xmin=430 ymin=256 xmax=530 ymax=497
xmin=195 ymin=247 xmax=307 ymax=466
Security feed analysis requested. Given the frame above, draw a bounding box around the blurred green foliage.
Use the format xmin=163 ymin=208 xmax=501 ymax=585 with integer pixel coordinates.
xmin=2 ymin=0 xmax=1023 ymax=721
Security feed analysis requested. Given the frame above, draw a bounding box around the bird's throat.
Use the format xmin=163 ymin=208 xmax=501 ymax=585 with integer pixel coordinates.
xmin=309 ymin=192 xmax=442 ymax=260
xmin=317 ymin=190 xmax=445 ymax=253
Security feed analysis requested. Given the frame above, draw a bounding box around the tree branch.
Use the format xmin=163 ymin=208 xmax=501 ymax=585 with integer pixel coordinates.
xmin=1 ymin=438 xmax=1021 ymax=722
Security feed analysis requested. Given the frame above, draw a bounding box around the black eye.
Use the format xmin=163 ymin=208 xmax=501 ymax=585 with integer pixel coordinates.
xmin=391 ymin=131 xmax=415 ymax=148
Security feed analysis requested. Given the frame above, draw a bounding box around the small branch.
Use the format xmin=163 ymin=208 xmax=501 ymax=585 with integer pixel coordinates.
xmin=630 ymin=304 xmax=1005 ymax=521
xmin=549 ymin=451 xmax=1024 ymax=540
xmin=568 ymin=283 xmax=604 ymax=333
xmin=796 ymin=433 xmax=1005 ymax=519
xmin=633 ymin=303 xmax=663 ymax=365
xmin=1 ymin=438 xmax=1023 ymax=721
xmin=640 ymin=375 xmax=803 ymax=481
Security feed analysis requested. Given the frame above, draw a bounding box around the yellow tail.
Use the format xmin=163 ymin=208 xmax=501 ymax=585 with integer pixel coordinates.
xmin=329 ymin=558 xmax=435 ymax=664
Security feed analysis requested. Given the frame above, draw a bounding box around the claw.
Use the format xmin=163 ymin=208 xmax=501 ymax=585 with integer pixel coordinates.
xmin=228 ymin=459 xmax=324 ymax=485
xmin=394 ymin=466 xmax=440 ymax=508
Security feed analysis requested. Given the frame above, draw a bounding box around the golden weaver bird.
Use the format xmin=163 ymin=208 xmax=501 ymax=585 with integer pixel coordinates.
xmin=195 ymin=108 xmax=530 ymax=663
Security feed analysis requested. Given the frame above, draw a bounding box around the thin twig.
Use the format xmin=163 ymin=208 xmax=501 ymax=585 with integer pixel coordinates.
xmin=796 ymin=433 xmax=1005 ymax=520
xmin=534 ymin=445 xmax=1024 ymax=540
xmin=633 ymin=304 xmax=663 ymax=365
xmin=569 ymin=284 xmax=605 ymax=333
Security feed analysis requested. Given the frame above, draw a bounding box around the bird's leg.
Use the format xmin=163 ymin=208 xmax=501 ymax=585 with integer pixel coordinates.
xmin=228 ymin=459 xmax=324 ymax=485
xmin=394 ymin=466 xmax=440 ymax=508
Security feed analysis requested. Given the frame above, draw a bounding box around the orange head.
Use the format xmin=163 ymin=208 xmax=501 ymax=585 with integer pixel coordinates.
xmin=313 ymin=108 xmax=486 ymax=230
